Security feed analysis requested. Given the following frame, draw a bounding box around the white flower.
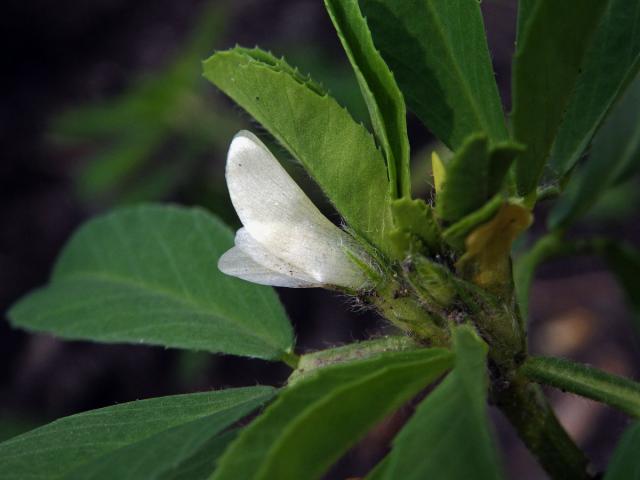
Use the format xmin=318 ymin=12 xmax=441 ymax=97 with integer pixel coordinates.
xmin=218 ymin=130 xmax=372 ymax=290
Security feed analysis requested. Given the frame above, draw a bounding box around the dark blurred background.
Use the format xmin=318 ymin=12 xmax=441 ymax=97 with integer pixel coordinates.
xmin=1 ymin=0 xmax=639 ymax=478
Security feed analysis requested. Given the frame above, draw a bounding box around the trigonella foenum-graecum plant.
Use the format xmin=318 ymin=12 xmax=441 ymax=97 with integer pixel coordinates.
xmin=4 ymin=0 xmax=640 ymax=479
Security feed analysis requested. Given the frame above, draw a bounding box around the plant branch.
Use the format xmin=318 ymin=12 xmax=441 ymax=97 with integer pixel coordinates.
xmin=493 ymin=375 xmax=593 ymax=480
xmin=521 ymin=356 xmax=640 ymax=418
xmin=281 ymin=351 xmax=301 ymax=369
xmin=487 ymin=305 xmax=593 ymax=479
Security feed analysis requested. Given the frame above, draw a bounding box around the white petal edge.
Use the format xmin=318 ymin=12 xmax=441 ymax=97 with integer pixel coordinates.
xmin=218 ymin=246 xmax=317 ymax=288
xmin=226 ymin=130 xmax=369 ymax=288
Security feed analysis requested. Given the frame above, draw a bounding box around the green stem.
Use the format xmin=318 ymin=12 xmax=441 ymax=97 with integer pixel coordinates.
xmin=280 ymin=351 xmax=301 ymax=369
xmin=487 ymin=305 xmax=593 ymax=479
xmin=368 ymin=276 xmax=451 ymax=347
xmin=521 ymin=356 xmax=640 ymax=418
xmin=370 ymin=239 xmax=598 ymax=478
xmin=287 ymin=336 xmax=420 ymax=384
xmin=493 ymin=376 xmax=593 ymax=480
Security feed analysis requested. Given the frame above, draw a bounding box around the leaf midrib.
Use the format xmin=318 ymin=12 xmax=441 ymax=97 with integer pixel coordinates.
xmin=49 ymin=271 xmax=278 ymax=347
xmin=423 ymin=1 xmax=503 ymax=140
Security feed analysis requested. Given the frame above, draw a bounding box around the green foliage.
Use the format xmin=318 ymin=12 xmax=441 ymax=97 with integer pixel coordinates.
xmin=404 ymin=255 xmax=457 ymax=308
xmin=66 ymin=419 xmax=234 ymax=480
xmin=212 ymin=348 xmax=453 ymax=480
xmin=371 ymin=326 xmax=503 ymax=480
xmin=203 ymin=47 xmax=393 ymax=255
xmin=359 ymin=0 xmax=508 ymax=149
xmin=388 ymin=197 xmax=441 ymax=258
xmin=511 ymin=0 xmax=606 ymax=196
xmin=8 ymin=205 xmax=293 ymax=360
xmin=436 ymin=134 xmax=521 ymax=223
xmin=159 ymin=430 xmax=238 ymax=480
xmin=0 ymin=416 xmax=40 ymax=443
xmin=282 ymin=46 xmax=370 ymax=125
xmin=441 ymin=195 xmax=503 ymax=252
xmin=437 ymin=134 xmax=491 ymax=222
xmin=605 ymin=422 xmax=640 ymax=480
xmin=325 ymin=0 xmax=410 ymax=198
xmin=52 ymin=4 xmax=237 ymax=204
xmin=0 ymin=387 xmax=275 ymax=479
xmin=8 ymin=0 xmax=640 ymax=478
xmin=515 ymin=0 xmax=535 ymax=38
xmin=513 ymin=0 xmax=640 ymax=197
xmin=548 ymin=0 xmax=640 ymax=178
xmin=549 ymin=73 xmax=640 ymax=229
xmin=522 ymin=357 xmax=640 ymax=417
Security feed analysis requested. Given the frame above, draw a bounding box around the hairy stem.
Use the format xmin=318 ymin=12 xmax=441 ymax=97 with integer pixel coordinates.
xmin=287 ymin=335 xmax=420 ymax=384
xmin=368 ymin=276 xmax=451 ymax=347
xmin=372 ymin=249 xmax=594 ymax=478
xmin=522 ymin=356 xmax=640 ymax=417
xmin=493 ymin=375 xmax=593 ymax=480
xmin=489 ymin=303 xmax=593 ymax=479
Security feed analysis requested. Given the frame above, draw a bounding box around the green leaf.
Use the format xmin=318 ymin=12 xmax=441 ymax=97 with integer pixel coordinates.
xmin=159 ymin=430 xmax=238 ymax=480
xmin=604 ymin=422 xmax=640 ymax=480
xmin=203 ymin=47 xmax=393 ymax=254
xmin=436 ymin=134 xmax=521 ymax=223
xmin=66 ymin=418 xmax=237 ymax=480
xmin=8 ymin=204 xmax=294 ymax=360
xmin=388 ymin=197 xmax=441 ymax=258
xmin=488 ymin=142 xmax=523 ymax=195
xmin=549 ymin=0 xmax=640 ymax=178
xmin=515 ymin=0 xmax=535 ymax=40
xmin=372 ymin=326 xmax=503 ymax=480
xmin=522 ymin=356 xmax=640 ymax=418
xmin=325 ymin=0 xmax=410 ymax=198
xmin=511 ymin=0 xmax=607 ymax=195
xmin=359 ymin=0 xmax=508 ymax=149
xmin=212 ymin=348 xmax=453 ymax=480
xmin=549 ymin=73 xmax=640 ymax=229
xmin=366 ymin=457 xmax=391 ymax=480
xmin=0 ymin=387 xmax=275 ymax=479
xmin=437 ymin=134 xmax=490 ymax=222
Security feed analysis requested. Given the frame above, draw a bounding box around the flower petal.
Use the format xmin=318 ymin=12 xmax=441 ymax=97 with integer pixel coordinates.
xmin=234 ymin=228 xmax=318 ymax=285
xmin=226 ymin=130 xmax=369 ymax=288
xmin=218 ymin=246 xmax=317 ymax=288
